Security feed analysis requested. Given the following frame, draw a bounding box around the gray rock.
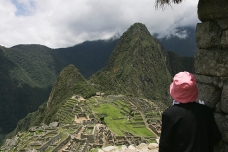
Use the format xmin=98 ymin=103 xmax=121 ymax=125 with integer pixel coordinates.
xmin=195 ymin=49 xmax=228 ymax=77
xmin=221 ymin=29 xmax=228 ymax=49
xmin=136 ymin=143 xmax=148 ymax=150
xmin=196 ymin=1 xmax=228 ymax=150
xmin=97 ymin=143 xmax=159 ymax=152
xmin=148 ymin=143 xmax=158 ymax=149
xmin=49 ymin=122 xmax=59 ymax=128
xmin=196 ymin=21 xmax=221 ymax=49
xmin=198 ymin=0 xmax=228 ymax=22
xmin=221 ymin=81 xmax=228 ymax=113
xmin=128 ymin=145 xmax=136 ymax=150
xmin=196 ymin=82 xmax=221 ymax=109
xmin=214 ymin=113 xmax=228 ymax=142
xmin=216 ymin=18 xmax=228 ymax=30
xmin=120 ymin=145 xmax=128 ymax=151
xmin=4 ymin=136 xmax=19 ymax=150
xmin=195 ymin=74 xmax=223 ymax=88
xmin=102 ymin=146 xmax=118 ymax=152
xmin=98 ymin=149 xmax=104 ymax=152
xmin=215 ymin=101 xmax=222 ymax=113
xmin=29 ymin=126 xmax=40 ymax=132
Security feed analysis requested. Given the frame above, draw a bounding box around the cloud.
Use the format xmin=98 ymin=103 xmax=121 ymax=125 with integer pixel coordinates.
xmin=0 ymin=0 xmax=199 ymax=48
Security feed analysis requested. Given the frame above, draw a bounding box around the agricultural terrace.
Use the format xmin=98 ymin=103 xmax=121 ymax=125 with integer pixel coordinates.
xmin=87 ymin=96 xmax=156 ymax=138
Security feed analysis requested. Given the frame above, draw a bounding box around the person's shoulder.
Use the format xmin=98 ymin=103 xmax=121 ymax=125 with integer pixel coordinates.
xmin=194 ymin=102 xmax=213 ymax=111
xmin=187 ymin=102 xmax=214 ymax=116
xmin=162 ymin=105 xmax=180 ymax=115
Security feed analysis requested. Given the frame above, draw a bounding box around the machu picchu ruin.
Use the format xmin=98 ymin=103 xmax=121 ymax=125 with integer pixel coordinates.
xmin=1 ymin=95 xmax=165 ymax=152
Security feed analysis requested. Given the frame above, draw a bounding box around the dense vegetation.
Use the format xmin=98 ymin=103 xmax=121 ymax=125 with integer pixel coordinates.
xmin=0 ymin=24 xmax=196 ymax=145
xmin=0 ymin=45 xmax=61 ymax=144
xmin=0 ymin=40 xmax=118 ymax=144
xmin=7 ymin=65 xmax=97 ymax=138
xmin=166 ymin=51 xmax=194 ymax=76
xmin=90 ymin=23 xmax=172 ymax=101
xmin=56 ymin=39 xmax=119 ymax=79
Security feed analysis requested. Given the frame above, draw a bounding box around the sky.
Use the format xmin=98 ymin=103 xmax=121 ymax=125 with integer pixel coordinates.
xmin=0 ymin=0 xmax=200 ymax=49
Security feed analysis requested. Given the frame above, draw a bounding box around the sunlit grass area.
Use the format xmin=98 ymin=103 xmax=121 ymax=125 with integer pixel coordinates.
xmin=89 ymin=101 xmax=155 ymax=137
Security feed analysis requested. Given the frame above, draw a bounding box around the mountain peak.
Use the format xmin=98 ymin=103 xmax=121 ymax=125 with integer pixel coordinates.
xmin=46 ymin=64 xmax=86 ymax=109
xmin=90 ymin=22 xmax=171 ymax=101
xmin=129 ymin=22 xmax=148 ymax=31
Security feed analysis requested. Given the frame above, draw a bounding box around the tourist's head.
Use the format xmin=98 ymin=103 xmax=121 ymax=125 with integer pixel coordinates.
xmin=170 ymin=71 xmax=198 ymax=103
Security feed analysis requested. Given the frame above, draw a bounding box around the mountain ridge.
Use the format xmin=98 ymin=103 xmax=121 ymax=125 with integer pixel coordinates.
xmin=0 ymin=23 xmax=195 ymax=145
xmin=90 ymin=23 xmax=172 ymax=102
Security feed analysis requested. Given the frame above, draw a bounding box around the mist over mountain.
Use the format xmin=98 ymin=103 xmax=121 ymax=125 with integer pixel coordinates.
xmin=156 ymin=26 xmax=197 ymax=57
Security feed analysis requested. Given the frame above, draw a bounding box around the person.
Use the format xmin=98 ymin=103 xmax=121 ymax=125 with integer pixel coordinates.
xmin=159 ymin=71 xmax=221 ymax=152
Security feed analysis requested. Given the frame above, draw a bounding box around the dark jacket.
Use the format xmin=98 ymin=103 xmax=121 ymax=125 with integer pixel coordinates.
xmin=159 ymin=102 xmax=221 ymax=152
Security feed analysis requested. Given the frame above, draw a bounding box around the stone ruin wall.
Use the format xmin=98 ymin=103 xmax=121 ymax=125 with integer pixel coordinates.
xmin=195 ymin=0 xmax=228 ymax=151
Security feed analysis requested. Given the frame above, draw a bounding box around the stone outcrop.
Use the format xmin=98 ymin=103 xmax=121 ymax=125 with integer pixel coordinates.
xmin=195 ymin=1 xmax=228 ymax=151
xmin=97 ymin=143 xmax=158 ymax=152
xmin=198 ymin=0 xmax=228 ymax=22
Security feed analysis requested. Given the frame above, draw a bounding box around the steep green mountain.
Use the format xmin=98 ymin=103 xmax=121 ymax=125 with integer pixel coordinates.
xmin=0 ymin=23 xmax=197 ymax=149
xmin=8 ymin=64 xmax=96 ymax=137
xmin=0 ymin=24 xmax=195 ymax=145
xmin=0 ymin=45 xmax=65 ymax=144
xmin=5 ymin=44 xmax=65 ymax=88
xmin=55 ymin=39 xmax=119 ymax=78
xmin=90 ymin=23 xmax=172 ymax=101
xmin=44 ymin=64 xmax=96 ymax=119
xmin=0 ymin=40 xmax=117 ymax=142
xmin=166 ymin=51 xmax=194 ymax=76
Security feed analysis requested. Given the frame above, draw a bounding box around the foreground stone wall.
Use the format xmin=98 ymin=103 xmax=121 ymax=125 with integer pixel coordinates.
xmin=195 ymin=0 xmax=228 ymax=151
xmin=97 ymin=143 xmax=158 ymax=152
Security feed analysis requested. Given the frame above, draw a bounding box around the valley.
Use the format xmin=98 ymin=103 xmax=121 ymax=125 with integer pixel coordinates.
xmin=0 ymin=23 xmax=195 ymax=150
xmin=1 ymin=94 xmax=165 ymax=152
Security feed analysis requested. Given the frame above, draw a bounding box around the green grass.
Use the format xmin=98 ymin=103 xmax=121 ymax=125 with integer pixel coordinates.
xmin=85 ymin=128 xmax=93 ymax=134
xmin=90 ymin=103 xmax=155 ymax=137
xmin=90 ymin=148 xmax=99 ymax=152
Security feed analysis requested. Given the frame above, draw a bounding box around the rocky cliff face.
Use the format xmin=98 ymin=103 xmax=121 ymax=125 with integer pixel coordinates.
xmin=195 ymin=0 xmax=228 ymax=151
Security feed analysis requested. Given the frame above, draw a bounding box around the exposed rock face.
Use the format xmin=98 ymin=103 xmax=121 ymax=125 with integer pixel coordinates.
xmin=98 ymin=143 xmax=158 ymax=152
xmin=195 ymin=49 xmax=228 ymax=76
xmin=196 ymin=21 xmax=222 ymax=49
xmin=198 ymin=0 xmax=228 ymax=22
xmin=195 ymin=1 xmax=228 ymax=151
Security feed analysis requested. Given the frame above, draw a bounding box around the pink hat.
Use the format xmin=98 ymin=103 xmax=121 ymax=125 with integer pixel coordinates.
xmin=170 ymin=71 xmax=198 ymax=103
